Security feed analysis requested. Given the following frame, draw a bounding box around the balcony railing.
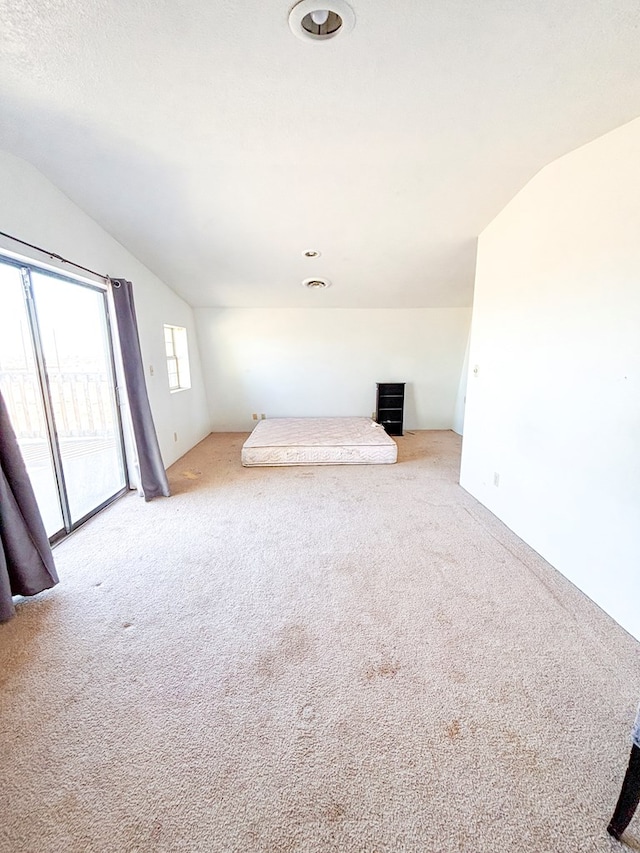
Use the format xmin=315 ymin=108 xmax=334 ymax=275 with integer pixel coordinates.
xmin=0 ymin=369 xmax=116 ymax=440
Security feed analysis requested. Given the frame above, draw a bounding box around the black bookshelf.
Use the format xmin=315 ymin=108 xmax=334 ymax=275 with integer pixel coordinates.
xmin=376 ymin=383 xmax=405 ymax=436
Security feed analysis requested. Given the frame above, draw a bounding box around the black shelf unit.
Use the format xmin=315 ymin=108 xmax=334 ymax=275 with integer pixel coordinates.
xmin=376 ymin=382 xmax=405 ymax=436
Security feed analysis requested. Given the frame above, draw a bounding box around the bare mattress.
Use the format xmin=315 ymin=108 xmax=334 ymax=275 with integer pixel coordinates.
xmin=241 ymin=417 xmax=397 ymax=466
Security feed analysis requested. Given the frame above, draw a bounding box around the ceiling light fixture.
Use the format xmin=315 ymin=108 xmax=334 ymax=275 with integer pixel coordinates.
xmin=302 ymin=277 xmax=331 ymax=289
xmin=288 ymin=0 xmax=355 ymax=42
xmin=303 ymin=249 xmax=321 ymax=258
xmin=310 ymin=9 xmax=329 ymax=25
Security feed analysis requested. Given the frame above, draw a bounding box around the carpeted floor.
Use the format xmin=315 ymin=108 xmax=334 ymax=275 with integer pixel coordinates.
xmin=1 ymin=430 xmax=638 ymax=852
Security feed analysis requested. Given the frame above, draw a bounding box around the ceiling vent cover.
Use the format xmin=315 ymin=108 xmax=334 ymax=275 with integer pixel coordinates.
xmin=302 ymin=277 xmax=332 ymax=289
xmin=288 ymin=1 xmax=355 ymax=42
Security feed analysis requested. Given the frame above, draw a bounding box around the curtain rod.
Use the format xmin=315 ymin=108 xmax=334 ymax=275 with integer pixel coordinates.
xmin=0 ymin=229 xmax=110 ymax=283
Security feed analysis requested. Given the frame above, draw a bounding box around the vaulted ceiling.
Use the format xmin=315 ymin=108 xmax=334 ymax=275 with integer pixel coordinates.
xmin=1 ymin=1 xmax=640 ymax=308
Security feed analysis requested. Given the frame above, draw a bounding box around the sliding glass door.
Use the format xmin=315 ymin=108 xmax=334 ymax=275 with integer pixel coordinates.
xmin=0 ymin=263 xmax=64 ymax=536
xmin=0 ymin=258 xmax=127 ymax=541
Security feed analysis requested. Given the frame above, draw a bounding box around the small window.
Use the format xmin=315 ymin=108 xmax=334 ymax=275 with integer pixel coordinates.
xmin=163 ymin=325 xmax=191 ymax=392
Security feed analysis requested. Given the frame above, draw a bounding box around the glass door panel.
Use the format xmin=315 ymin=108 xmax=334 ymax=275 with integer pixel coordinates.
xmin=30 ymin=272 xmax=126 ymax=525
xmin=0 ymin=262 xmax=64 ymax=537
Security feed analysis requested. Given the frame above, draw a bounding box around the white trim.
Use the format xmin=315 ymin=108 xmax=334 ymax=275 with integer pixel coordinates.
xmin=0 ymin=242 xmax=107 ymax=290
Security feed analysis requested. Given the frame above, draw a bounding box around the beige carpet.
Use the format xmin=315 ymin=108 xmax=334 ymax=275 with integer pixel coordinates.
xmin=1 ymin=430 xmax=638 ymax=853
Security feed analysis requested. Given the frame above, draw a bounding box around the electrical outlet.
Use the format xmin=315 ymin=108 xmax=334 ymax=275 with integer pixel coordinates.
xmin=174 ymin=432 xmax=178 ymax=442
xmin=260 ymin=413 xmax=266 ymax=420
xmin=493 ymin=472 xmax=500 ymax=487
xmin=252 ymin=413 xmax=258 ymax=420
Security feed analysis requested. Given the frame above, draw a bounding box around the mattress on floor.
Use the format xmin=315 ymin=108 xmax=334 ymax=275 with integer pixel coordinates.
xmin=241 ymin=417 xmax=397 ymax=466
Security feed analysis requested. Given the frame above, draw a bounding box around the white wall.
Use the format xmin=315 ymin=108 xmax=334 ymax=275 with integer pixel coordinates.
xmin=0 ymin=149 xmax=211 ymax=467
xmin=460 ymin=117 xmax=640 ymax=640
xmin=195 ymin=308 xmax=471 ymax=432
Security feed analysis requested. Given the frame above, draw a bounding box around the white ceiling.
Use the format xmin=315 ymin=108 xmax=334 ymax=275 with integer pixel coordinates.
xmin=1 ymin=1 xmax=640 ymax=308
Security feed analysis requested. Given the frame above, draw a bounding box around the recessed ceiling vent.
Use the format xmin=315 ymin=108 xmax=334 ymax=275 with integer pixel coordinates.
xmin=302 ymin=277 xmax=332 ymax=289
xmin=288 ymin=1 xmax=355 ymax=42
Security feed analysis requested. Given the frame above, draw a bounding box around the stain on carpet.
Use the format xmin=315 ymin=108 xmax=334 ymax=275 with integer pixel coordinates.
xmin=365 ymin=660 xmax=400 ymax=680
xmin=181 ymin=469 xmax=202 ymax=480
xmin=323 ymin=802 xmax=346 ymax=822
xmin=256 ymin=624 xmax=312 ymax=679
xmin=446 ymin=719 xmax=461 ymax=740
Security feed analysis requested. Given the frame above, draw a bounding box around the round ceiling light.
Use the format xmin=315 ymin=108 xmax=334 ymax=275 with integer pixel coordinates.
xmin=288 ymin=0 xmax=355 ymax=42
xmin=303 ymin=249 xmax=321 ymax=258
xmin=302 ymin=277 xmax=332 ymax=289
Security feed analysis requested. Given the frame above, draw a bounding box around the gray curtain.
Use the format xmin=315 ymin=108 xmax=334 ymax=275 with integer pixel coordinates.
xmin=111 ymin=279 xmax=170 ymax=501
xmin=0 ymin=390 xmax=58 ymax=622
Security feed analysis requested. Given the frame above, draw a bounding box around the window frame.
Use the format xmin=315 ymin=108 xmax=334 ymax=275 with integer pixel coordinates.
xmin=163 ymin=324 xmax=191 ymax=393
